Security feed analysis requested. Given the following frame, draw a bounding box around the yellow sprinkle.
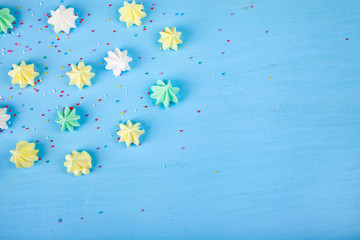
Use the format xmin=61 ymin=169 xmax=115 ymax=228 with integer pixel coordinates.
xmin=44 ymin=72 xmax=48 ymax=75
xmin=38 ymin=28 xmax=41 ymax=31
xmin=269 ymin=76 xmax=272 ymax=79
xmin=100 ymin=62 xmax=103 ymax=65
xmin=9 ymin=96 xmax=12 ymax=99
xmin=60 ymin=76 xmax=63 ymax=78
xmin=42 ymin=63 xmax=45 ymax=65
xmin=66 ymin=37 xmax=69 ymax=39
xmin=215 ymin=171 xmax=218 ymax=173
xmin=61 ymin=66 xmax=64 ymax=69
xmin=68 ymin=50 xmax=71 ymax=52
xmin=55 ymin=36 xmax=58 ymax=38
xmin=118 ymin=85 xmax=121 ymax=88
xmin=46 ymin=120 xmax=49 ymax=122
xmin=50 ymin=45 xmax=53 ymax=48
xmin=18 ymin=6 xmax=21 ymax=9
xmin=107 ymin=18 xmax=110 ymax=21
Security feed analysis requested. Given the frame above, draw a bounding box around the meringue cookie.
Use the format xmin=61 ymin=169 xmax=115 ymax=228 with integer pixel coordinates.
xmin=117 ymin=120 xmax=145 ymax=147
xmin=158 ymin=27 xmax=183 ymax=51
xmin=64 ymin=150 xmax=92 ymax=176
xmin=66 ymin=62 xmax=95 ymax=90
xmin=10 ymin=141 xmax=39 ymax=169
xmin=0 ymin=108 xmax=11 ymax=129
xmin=150 ymin=80 xmax=180 ymax=108
xmin=118 ymin=0 xmax=146 ymax=27
xmin=55 ymin=106 xmax=80 ymax=132
xmin=8 ymin=61 xmax=39 ymax=89
xmin=104 ymin=48 xmax=132 ymax=77
xmin=47 ymin=5 xmax=78 ymax=34
xmin=0 ymin=8 xmax=15 ymax=34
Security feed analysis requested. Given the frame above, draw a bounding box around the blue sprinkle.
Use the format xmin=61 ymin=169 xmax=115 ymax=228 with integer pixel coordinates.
xmin=181 ymin=13 xmax=184 ymax=15
xmin=30 ymin=108 xmax=34 ymax=110
xmin=175 ymin=13 xmax=179 ymax=15
xmin=99 ymin=211 xmax=103 ymax=214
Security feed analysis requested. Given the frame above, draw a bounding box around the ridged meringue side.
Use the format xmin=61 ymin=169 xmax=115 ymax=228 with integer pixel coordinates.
xmin=0 ymin=108 xmax=11 ymax=129
xmin=64 ymin=150 xmax=92 ymax=176
xmin=10 ymin=141 xmax=39 ymax=169
xmin=0 ymin=8 xmax=15 ymax=33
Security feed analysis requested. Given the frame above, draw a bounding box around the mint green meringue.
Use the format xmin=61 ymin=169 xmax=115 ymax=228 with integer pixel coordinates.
xmin=0 ymin=8 xmax=15 ymax=34
xmin=150 ymin=80 xmax=180 ymax=108
xmin=56 ymin=107 xmax=80 ymax=132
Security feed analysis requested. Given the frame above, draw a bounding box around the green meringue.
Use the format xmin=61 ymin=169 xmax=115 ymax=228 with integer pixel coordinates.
xmin=56 ymin=107 xmax=80 ymax=132
xmin=150 ymin=80 xmax=180 ymax=108
xmin=0 ymin=8 xmax=15 ymax=34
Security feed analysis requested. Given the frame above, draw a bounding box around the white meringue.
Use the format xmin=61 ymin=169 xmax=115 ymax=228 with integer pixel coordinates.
xmin=0 ymin=108 xmax=10 ymax=129
xmin=104 ymin=48 xmax=132 ymax=77
xmin=47 ymin=5 xmax=78 ymax=34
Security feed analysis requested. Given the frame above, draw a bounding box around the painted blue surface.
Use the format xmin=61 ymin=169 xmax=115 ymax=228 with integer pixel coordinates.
xmin=1 ymin=0 xmax=360 ymax=239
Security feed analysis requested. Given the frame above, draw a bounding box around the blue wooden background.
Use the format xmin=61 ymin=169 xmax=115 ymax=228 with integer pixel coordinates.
xmin=1 ymin=0 xmax=360 ymax=239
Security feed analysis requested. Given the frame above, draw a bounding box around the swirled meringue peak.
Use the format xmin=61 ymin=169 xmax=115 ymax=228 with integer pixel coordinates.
xmin=150 ymin=80 xmax=180 ymax=108
xmin=47 ymin=5 xmax=78 ymax=34
xmin=66 ymin=62 xmax=95 ymax=90
xmin=8 ymin=61 xmax=39 ymax=89
xmin=10 ymin=141 xmax=39 ymax=169
xmin=158 ymin=27 xmax=183 ymax=51
xmin=117 ymin=120 xmax=145 ymax=147
xmin=55 ymin=106 xmax=80 ymax=132
xmin=0 ymin=8 xmax=15 ymax=34
xmin=64 ymin=150 xmax=92 ymax=176
xmin=104 ymin=48 xmax=132 ymax=77
xmin=118 ymin=0 xmax=146 ymax=27
xmin=0 ymin=108 xmax=11 ymax=129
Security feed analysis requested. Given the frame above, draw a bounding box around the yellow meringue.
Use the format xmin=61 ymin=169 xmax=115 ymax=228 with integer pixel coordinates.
xmin=64 ymin=150 xmax=92 ymax=176
xmin=158 ymin=27 xmax=183 ymax=51
xmin=118 ymin=0 xmax=146 ymax=27
xmin=117 ymin=120 xmax=145 ymax=147
xmin=8 ymin=61 xmax=39 ymax=89
xmin=66 ymin=62 xmax=95 ymax=90
xmin=10 ymin=141 xmax=39 ymax=169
